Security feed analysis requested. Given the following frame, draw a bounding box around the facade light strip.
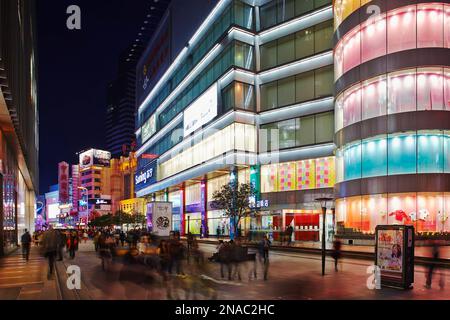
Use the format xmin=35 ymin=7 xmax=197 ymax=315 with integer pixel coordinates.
xmin=257 ymin=5 xmax=332 ymax=44
xmin=138 ymin=0 xmax=231 ymax=116
xmin=258 ymin=51 xmax=333 ymax=84
xmin=158 ymin=110 xmax=256 ymax=163
xmin=136 ymin=151 xmax=257 ymax=196
xmin=146 ymin=43 xmax=222 ymax=118
xmin=136 ymin=113 xmax=183 ymax=157
xmin=259 ymin=97 xmax=334 ymax=124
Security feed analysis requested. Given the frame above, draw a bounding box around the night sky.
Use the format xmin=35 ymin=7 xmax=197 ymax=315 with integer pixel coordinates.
xmin=36 ymin=0 xmax=160 ymax=194
xmin=37 ymin=0 xmax=217 ymax=195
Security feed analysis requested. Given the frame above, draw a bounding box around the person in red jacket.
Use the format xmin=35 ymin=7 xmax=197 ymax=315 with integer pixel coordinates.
xmin=67 ymin=231 xmax=79 ymax=259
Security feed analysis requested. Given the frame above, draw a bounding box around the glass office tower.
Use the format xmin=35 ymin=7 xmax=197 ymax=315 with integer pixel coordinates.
xmin=135 ymin=0 xmax=336 ymax=241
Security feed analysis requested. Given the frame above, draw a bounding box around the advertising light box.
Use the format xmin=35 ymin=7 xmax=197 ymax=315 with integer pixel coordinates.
xmin=183 ymin=83 xmax=218 ymax=137
xmin=375 ymin=225 xmax=415 ymax=289
xmin=146 ymin=202 xmax=172 ymax=237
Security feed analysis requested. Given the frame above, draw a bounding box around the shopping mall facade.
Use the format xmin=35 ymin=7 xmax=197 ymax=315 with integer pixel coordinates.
xmin=0 ymin=0 xmax=39 ymax=255
xmin=135 ymin=0 xmax=450 ymax=243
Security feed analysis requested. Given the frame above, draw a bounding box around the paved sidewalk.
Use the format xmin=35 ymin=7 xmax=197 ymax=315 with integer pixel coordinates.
xmin=194 ymin=237 xmax=450 ymax=259
xmin=0 ymin=246 xmax=59 ymax=300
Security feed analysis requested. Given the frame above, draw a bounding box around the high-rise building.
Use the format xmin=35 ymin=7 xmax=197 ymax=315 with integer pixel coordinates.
xmin=333 ymin=0 xmax=450 ymax=237
xmin=135 ymin=0 xmax=335 ymax=239
xmin=0 ymin=0 xmax=39 ymax=256
xmin=106 ymin=1 xmax=172 ymax=158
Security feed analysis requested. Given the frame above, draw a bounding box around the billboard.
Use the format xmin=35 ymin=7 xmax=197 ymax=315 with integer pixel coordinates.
xmin=88 ymin=198 xmax=112 ymax=206
xmin=135 ymin=160 xmax=158 ymax=191
xmin=47 ymin=203 xmax=60 ymax=220
xmin=147 ymin=202 xmax=172 ymax=237
xmin=183 ymin=83 xmax=218 ymax=137
xmin=79 ymin=149 xmax=111 ymax=168
xmin=58 ymin=162 xmax=70 ymax=204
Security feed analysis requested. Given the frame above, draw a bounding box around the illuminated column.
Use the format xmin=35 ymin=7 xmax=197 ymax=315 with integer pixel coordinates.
xmin=180 ymin=184 xmax=185 ymax=236
xmin=201 ymin=179 xmax=208 ymax=238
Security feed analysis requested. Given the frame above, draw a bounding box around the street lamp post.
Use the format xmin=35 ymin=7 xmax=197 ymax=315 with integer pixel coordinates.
xmin=315 ymin=197 xmax=334 ymax=276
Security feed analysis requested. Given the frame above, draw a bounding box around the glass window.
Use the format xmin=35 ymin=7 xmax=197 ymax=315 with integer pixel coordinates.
xmin=296 ymin=115 xmax=315 ymax=146
xmin=361 ymin=13 xmax=387 ymax=63
xmin=445 ymin=6 xmax=450 ymax=48
xmin=277 ymin=0 xmax=295 ymax=24
xmin=315 ymin=66 xmax=333 ymax=98
xmin=335 ymin=94 xmax=344 ymax=132
xmin=296 ymin=71 xmax=315 ymax=102
xmin=261 ymin=81 xmax=278 ymax=111
xmin=261 ymin=164 xmax=278 ymax=192
xmin=261 ymin=41 xmax=277 ymax=70
xmin=362 ymin=75 xmax=387 ymax=120
xmin=314 ymin=20 xmax=333 ymax=53
xmin=278 ymin=76 xmax=296 ymax=106
xmin=260 ymin=123 xmax=278 ymax=152
xmin=446 ymin=69 xmax=450 ymax=110
xmin=343 ymin=83 xmax=361 ymax=127
xmin=315 ymin=112 xmax=334 ymax=143
xmin=295 ymin=28 xmax=314 ymax=59
xmin=387 ymin=6 xmax=417 ymax=54
xmin=278 ymin=119 xmax=297 ymax=149
xmin=222 ymin=83 xmax=234 ymax=111
xmin=418 ymin=132 xmax=444 ymax=173
xmin=388 ymin=133 xmax=417 ymax=175
xmin=388 ymin=70 xmax=416 ymax=114
xmin=362 ymin=136 xmax=387 ymax=178
xmin=417 ymin=4 xmax=444 ymax=48
xmin=334 ymin=41 xmax=344 ymax=80
xmin=277 ymin=34 xmax=295 ymax=65
xmin=295 ymin=0 xmax=314 ymax=16
xmin=343 ymin=142 xmax=362 ymax=181
xmin=260 ymin=1 xmax=277 ymax=29
xmin=445 ymin=132 xmax=450 ymax=173
xmin=342 ymin=26 xmax=361 ymax=74
xmin=417 ymin=68 xmax=444 ymax=111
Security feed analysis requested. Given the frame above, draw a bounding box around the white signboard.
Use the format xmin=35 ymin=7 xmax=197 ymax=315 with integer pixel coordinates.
xmin=183 ymin=83 xmax=218 ymax=137
xmin=141 ymin=114 xmax=157 ymax=143
xmin=147 ymin=202 xmax=172 ymax=237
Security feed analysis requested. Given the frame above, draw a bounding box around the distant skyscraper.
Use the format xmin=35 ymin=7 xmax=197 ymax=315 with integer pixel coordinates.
xmin=105 ymin=0 xmax=171 ymax=158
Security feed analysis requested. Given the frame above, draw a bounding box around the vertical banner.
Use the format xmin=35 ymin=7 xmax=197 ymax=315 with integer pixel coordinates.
xmin=180 ymin=186 xmax=185 ymax=236
xmin=71 ymin=165 xmax=79 ymax=212
xmin=58 ymin=162 xmax=70 ymax=204
xmin=249 ymin=165 xmax=261 ymax=209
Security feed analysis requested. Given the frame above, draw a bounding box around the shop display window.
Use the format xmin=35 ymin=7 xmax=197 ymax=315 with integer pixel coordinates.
xmin=316 ymin=157 xmax=335 ymax=188
xmin=417 ymin=4 xmax=444 ymax=48
xmin=297 ymin=159 xmax=315 ymax=190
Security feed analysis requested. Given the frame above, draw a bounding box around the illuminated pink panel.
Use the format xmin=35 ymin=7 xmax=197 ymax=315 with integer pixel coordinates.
xmin=445 ymin=6 xmax=450 ymax=48
xmin=387 ymin=70 xmax=416 ymax=114
xmin=334 ymin=40 xmax=344 ymax=81
xmin=343 ymin=83 xmax=361 ymax=127
xmin=361 ymin=14 xmax=387 ymax=63
xmin=362 ymin=75 xmax=387 ymax=120
xmin=417 ymin=4 xmax=444 ymax=48
xmin=417 ymin=68 xmax=444 ymax=110
xmin=342 ymin=27 xmax=361 ymax=74
xmin=387 ymin=6 xmax=416 ymax=54
xmin=445 ymin=69 xmax=450 ymax=110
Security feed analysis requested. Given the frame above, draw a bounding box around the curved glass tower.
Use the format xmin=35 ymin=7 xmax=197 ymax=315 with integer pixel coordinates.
xmin=333 ymin=0 xmax=450 ymax=234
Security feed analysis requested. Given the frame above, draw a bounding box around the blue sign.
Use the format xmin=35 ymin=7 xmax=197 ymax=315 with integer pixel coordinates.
xmin=135 ymin=160 xmax=157 ymax=191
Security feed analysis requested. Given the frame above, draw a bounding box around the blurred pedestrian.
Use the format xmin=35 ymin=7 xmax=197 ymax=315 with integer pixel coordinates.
xmin=21 ymin=229 xmax=32 ymax=261
xmin=56 ymin=229 xmax=66 ymax=261
xmin=425 ymin=241 xmax=445 ymax=289
xmin=120 ymin=231 xmax=126 ymax=247
xmin=258 ymin=235 xmax=270 ymax=280
xmin=332 ymin=239 xmax=342 ymax=271
xmin=82 ymin=230 xmax=88 ymax=243
xmin=41 ymin=226 xmax=58 ymax=279
xmin=67 ymin=231 xmax=79 ymax=259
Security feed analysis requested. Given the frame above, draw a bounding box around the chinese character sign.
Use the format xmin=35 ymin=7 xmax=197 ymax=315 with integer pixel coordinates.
xmin=58 ymin=162 xmax=70 ymax=204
